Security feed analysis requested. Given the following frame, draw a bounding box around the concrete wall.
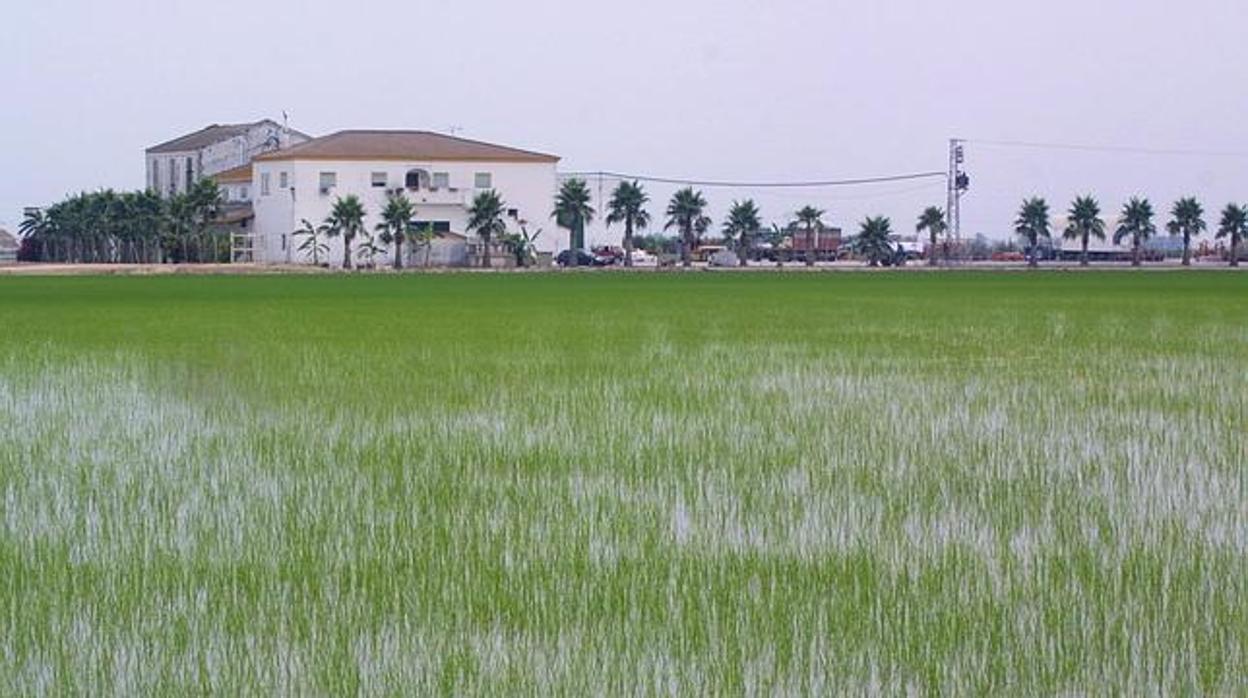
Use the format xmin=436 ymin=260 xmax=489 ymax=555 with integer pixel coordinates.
xmin=252 ymin=159 xmax=558 ymax=265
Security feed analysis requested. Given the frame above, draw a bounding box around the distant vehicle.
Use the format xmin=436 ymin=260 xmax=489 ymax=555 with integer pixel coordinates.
xmin=708 ymin=249 xmax=740 ymax=267
xmin=591 ymin=246 xmax=625 ymax=265
xmin=630 ymin=249 xmax=656 ymax=265
xmin=556 ymin=249 xmax=610 ymax=267
xmin=879 ymin=241 xmax=910 ymax=267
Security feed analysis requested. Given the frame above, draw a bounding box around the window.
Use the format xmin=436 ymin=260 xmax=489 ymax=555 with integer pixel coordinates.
xmin=240 ymin=186 xmax=249 ymax=200
xmin=405 ymin=169 xmax=429 ymax=190
xmin=319 ymin=172 xmax=337 ymax=192
xmin=474 ymin=172 xmax=492 ymax=189
xmin=279 ymin=172 xmax=289 ymax=189
xmin=432 ymin=172 xmax=450 ymax=189
xmin=185 ymin=158 xmax=194 ymax=191
xmin=371 ymin=172 xmax=388 ymax=188
xmin=260 ymin=172 xmax=271 ymax=196
xmin=414 ymin=220 xmax=452 ymax=233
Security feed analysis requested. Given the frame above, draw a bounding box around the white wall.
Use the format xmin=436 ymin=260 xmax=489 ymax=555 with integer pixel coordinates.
xmin=145 ymin=123 xmax=310 ymax=198
xmin=252 ymin=159 xmax=558 ymax=265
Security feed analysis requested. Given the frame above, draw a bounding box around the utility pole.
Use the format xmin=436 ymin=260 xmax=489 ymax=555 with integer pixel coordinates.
xmin=946 ymin=138 xmax=969 ymax=264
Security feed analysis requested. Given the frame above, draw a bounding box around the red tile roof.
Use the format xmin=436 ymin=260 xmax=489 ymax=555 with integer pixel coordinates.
xmin=253 ymin=130 xmax=559 ymax=163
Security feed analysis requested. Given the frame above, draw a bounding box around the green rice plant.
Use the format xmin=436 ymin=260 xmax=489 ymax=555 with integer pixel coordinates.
xmin=0 ymin=272 xmax=1244 ymax=694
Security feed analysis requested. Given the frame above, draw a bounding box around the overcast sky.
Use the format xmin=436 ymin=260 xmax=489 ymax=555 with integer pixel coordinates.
xmin=5 ymin=0 xmax=1248 ymax=242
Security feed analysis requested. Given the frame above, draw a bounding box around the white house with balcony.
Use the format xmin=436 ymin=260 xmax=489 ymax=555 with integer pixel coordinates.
xmin=248 ymin=130 xmax=559 ymax=266
xmin=145 ymin=120 xmax=310 ymax=198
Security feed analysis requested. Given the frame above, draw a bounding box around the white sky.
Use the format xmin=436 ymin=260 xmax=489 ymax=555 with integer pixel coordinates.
xmin=4 ymin=0 xmax=1248 ymax=242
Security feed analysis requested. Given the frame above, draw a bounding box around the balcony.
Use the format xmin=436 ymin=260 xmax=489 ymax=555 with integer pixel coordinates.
xmin=406 ymin=187 xmax=467 ymax=207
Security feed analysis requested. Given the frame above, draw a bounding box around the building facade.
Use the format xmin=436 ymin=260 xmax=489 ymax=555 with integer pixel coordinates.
xmin=249 ymin=130 xmax=559 ymax=265
xmin=145 ymin=120 xmax=310 ymax=198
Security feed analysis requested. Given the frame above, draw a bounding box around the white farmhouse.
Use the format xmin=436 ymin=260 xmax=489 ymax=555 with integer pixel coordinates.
xmin=249 ymin=130 xmax=560 ymax=266
xmin=145 ymin=120 xmax=310 ymax=198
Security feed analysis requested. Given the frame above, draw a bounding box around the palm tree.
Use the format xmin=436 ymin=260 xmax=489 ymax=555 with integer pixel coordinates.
xmin=376 ymin=192 xmax=416 ymax=269
xmin=412 ymin=223 xmax=438 ymax=268
xmin=503 ymin=225 xmax=541 ymax=267
xmin=323 ymin=195 xmax=367 ymax=269
xmin=1167 ymin=197 xmax=1205 ymax=267
xmin=164 ymin=194 xmax=195 ymax=263
xmin=1114 ymin=197 xmax=1156 ymax=267
xmin=605 ymin=180 xmax=649 ymax=268
xmin=293 ymin=219 xmax=328 ymax=266
xmin=356 ymin=229 xmax=386 ymax=269
xmin=915 ymin=206 xmax=947 ymax=267
xmin=18 ymin=208 xmax=49 ymax=260
xmin=664 ymin=188 xmax=711 ymax=268
xmin=722 ymin=200 xmax=761 ymax=267
xmin=553 ymin=179 xmax=594 ymax=266
xmin=1013 ymin=197 xmax=1051 ymax=268
xmin=1063 ymin=196 xmax=1106 ymax=267
xmin=795 ymin=206 xmax=825 ymax=267
xmin=768 ymin=223 xmax=787 ymax=268
xmin=853 ymin=216 xmax=894 ymax=266
xmin=467 ymin=189 xmax=508 ymax=268
xmin=1216 ymin=203 xmax=1247 ymax=267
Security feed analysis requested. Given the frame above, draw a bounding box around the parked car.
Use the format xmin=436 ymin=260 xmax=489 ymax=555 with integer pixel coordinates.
xmin=591 ymin=246 xmax=626 ymax=265
xmin=556 ymin=249 xmax=610 ymax=267
xmin=630 ymin=249 xmax=657 ymax=265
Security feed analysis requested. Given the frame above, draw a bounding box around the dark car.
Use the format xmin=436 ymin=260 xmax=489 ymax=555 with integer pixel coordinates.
xmin=556 ymin=249 xmax=609 ymax=267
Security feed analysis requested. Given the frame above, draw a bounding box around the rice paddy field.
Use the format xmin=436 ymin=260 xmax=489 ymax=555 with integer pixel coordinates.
xmin=0 ymin=271 xmax=1245 ymax=695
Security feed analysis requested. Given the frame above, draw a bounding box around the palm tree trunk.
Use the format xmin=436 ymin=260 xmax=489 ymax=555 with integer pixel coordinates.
xmin=482 ymin=236 xmax=492 ymax=268
xmin=681 ymin=228 xmax=691 ymax=268
xmin=805 ymin=226 xmax=815 ymax=267
xmin=1182 ymin=233 xmax=1191 ymax=266
xmin=929 ymin=232 xmax=937 ymax=266
xmin=343 ymin=234 xmax=353 ymax=269
xmin=1132 ymin=237 xmax=1141 ymax=267
xmin=740 ymin=235 xmax=749 ymax=267
xmin=624 ymin=219 xmax=634 ymax=268
xmin=393 ymin=236 xmax=403 ymax=270
xmin=1232 ymin=236 xmax=1240 ymax=267
xmin=1081 ymin=236 xmax=1089 ymax=266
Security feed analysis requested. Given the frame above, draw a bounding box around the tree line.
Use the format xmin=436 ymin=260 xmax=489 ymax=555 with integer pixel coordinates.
xmin=18 ymin=177 xmax=1246 ymax=269
xmin=554 ymin=178 xmax=905 ymax=268
xmin=18 ymin=180 xmax=226 ymax=263
xmin=1010 ymin=195 xmax=1245 ymax=267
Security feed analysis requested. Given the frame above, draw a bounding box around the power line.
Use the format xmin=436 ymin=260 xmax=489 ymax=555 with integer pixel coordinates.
xmin=965 ymin=138 xmax=1248 ymax=159
xmin=558 ymin=170 xmax=947 ymax=189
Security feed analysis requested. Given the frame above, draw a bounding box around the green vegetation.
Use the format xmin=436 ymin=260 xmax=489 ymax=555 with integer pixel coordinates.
xmin=1168 ymin=197 xmax=1206 ymax=267
xmin=1014 ymin=197 xmax=1051 ymax=267
xmin=664 ymin=188 xmax=711 ymax=268
xmin=605 ymin=180 xmax=651 ymax=268
xmin=19 ymin=181 xmax=223 ymax=264
xmin=1 ymin=272 xmax=1245 ymax=694
xmin=722 ymin=200 xmax=761 ymax=267
xmin=916 ymin=205 xmax=947 ymax=267
xmin=553 ymin=179 xmax=595 ymax=262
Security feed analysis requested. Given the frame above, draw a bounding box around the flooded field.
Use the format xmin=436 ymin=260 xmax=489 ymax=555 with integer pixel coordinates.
xmin=1 ymin=272 xmax=1244 ymax=694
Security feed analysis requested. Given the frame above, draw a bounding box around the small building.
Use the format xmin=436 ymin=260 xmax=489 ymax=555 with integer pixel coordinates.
xmin=145 ymin=120 xmax=311 ymax=198
xmin=249 ymin=130 xmax=560 ymax=266
xmin=0 ymin=228 xmax=18 ymax=265
xmin=213 ymin=164 xmax=254 ymax=204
